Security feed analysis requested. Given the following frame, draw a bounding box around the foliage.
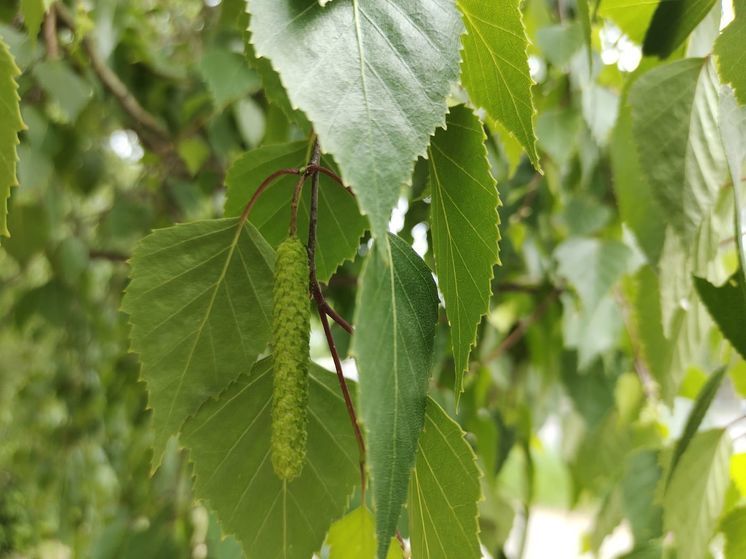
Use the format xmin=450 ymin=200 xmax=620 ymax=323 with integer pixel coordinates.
xmin=0 ymin=0 xmax=744 ymax=558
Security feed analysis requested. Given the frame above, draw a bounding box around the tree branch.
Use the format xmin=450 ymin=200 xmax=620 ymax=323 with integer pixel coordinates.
xmin=53 ymin=3 xmax=174 ymax=156
xmin=479 ymin=288 xmax=560 ymax=365
xmin=43 ymin=9 xmax=59 ymax=59
xmin=305 ymin=139 xmax=366 ymax=497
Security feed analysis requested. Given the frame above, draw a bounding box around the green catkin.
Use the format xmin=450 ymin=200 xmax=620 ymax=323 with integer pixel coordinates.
xmin=271 ymin=236 xmax=311 ymax=481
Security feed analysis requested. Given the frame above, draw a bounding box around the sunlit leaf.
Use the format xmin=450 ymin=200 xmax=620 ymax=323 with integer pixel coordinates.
xmin=182 ymin=358 xmax=359 ymax=559
xmin=457 ymin=0 xmax=540 ymax=169
xmin=408 ymin=399 xmax=482 ymax=559
xmin=122 ymin=218 xmax=274 ymax=464
xmin=429 ymin=106 xmax=500 ymax=402
xmin=0 ymin=38 xmax=22 ymax=237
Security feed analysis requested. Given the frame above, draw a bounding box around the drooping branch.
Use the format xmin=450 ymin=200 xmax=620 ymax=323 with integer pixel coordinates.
xmin=305 ymin=139 xmax=366 ymax=498
xmin=53 ymin=2 xmax=173 ymax=156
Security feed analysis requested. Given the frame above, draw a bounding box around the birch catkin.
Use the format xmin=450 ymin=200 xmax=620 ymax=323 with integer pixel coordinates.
xmin=271 ymin=236 xmax=310 ymax=480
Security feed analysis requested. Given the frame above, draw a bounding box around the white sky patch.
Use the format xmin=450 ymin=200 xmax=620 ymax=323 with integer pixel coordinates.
xmin=388 ymin=196 xmax=409 ymax=234
xmin=411 ymin=222 xmax=429 ymax=257
xmin=108 ymin=129 xmax=144 ymax=162
xmin=722 ymin=0 xmax=735 ymax=29
xmin=599 ymin=23 xmax=642 ymax=73
xmin=528 ymin=55 xmax=547 ymax=84
xmin=204 ymin=0 xmax=222 ymax=7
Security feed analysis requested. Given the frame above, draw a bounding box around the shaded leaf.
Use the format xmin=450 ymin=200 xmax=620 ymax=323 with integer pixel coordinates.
xmin=694 ymin=273 xmax=746 ymax=359
xmin=643 ymin=0 xmax=717 ymax=58
xmin=408 ymin=398 xmax=482 ymax=559
xmin=32 ymin=59 xmax=93 ymax=122
xmin=457 ymin=0 xmax=540 ymax=168
xmin=122 ymin=218 xmax=274 ymax=464
xmin=663 ymin=429 xmax=732 ymax=559
xmin=199 ymin=46 xmax=262 ymax=108
xmin=428 ymin=106 xmax=500 ymax=402
xmin=622 ymin=450 xmax=663 ymax=545
xmin=249 ymin=0 xmax=463 ymax=239
xmin=0 ymin=38 xmax=22 ymax=237
xmin=352 ymin=234 xmax=439 ymax=558
xmin=225 ymin=142 xmax=367 ymax=283
xmin=182 ymin=358 xmax=359 ymax=559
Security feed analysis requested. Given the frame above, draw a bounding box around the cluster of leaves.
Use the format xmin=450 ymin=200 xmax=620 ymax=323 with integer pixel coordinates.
xmin=0 ymin=0 xmax=745 ymax=558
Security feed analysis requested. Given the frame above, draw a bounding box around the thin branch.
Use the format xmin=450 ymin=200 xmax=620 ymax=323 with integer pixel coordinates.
xmin=614 ymin=288 xmax=657 ymax=400
xmin=288 ymin=173 xmax=308 ymax=236
xmin=479 ymin=289 xmax=560 ymax=365
xmin=240 ymin=168 xmax=301 ymax=222
xmin=305 ymin=164 xmax=355 ymax=196
xmin=89 ymin=249 xmax=128 ymax=262
xmin=43 ymin=9 xmax=59 ymax=59
xmin=306 ymin=139 xmax=366 ymax=498
xmin=53 ymin=2 xmax=173 ymax=155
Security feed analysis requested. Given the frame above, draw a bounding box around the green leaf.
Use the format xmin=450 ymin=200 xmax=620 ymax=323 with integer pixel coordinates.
xmin=20 ymin=0 xmax=51 ymax=41
xmin=122 ymin=218 xmax=275 ymax=464
xmin=199 ymin=46 xmax=262 ymax=108
xmin=182 ymin=358 xmax=359 ymax=559
xmin=694 ymin=273 xmax=746 ymax=359
xmin=664 ymin=367 xmax=727 ymax=492
xmin=721 ymin=506 xmax=746 ymax=559
xmin=630 ymin=58 xmax=728 ymax=241
xmin=408 ymin=399 xmax=482 ymax=559
xmin=622 ymin=450 xmax=663 ymax=544
xmin=244 ymin=27 xmax=309 ymax=129
xmin=642 ymin=0 xmax=717 ymax=58
xmin=597 ymin=0 xmax=658 ymax=43
xmin=248 ymin=0 xmax=463 ymax=239
xmin=224 ymin=142 xmax=367 ymax=283
xmin=663 ymin=429 xmax=732 ymax=559
xmin=718 ymin=87 xmax=746 ymax=281
xmin=629 ymin=266 xmax=674 ymax=402
xmin=457 ymin=0 xmax=540 ymax=169
xmin=716 ymin=1 xmax=746 ymax=106
xmin=0 ymin=38 xmax=22 ymax=237
xmin=428 ymin=106 xmax=500 ymax=402
xmin=325 ymin=507 xmax=403 ymax=559
xmin=351 ymin=234 xmax=439 ymax=559
xmin=555 ymin=238 xmax=633 ymax=311
xmin=575 ymin=0 xmax=592 ymax=64
xmin=32 ymin=60 xmax=93 ymax=123
xmin=610 ymin=103 xmax=665 ymax=263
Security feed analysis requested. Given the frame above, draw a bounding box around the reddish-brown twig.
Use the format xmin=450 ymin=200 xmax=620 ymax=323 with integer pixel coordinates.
xmin=306 ymin=140 xmax=366 ymax=498
xmin=305 ymin=164 xmax=355 ymax=196
xmin=239 ymin=168 xmax=301 ymax=223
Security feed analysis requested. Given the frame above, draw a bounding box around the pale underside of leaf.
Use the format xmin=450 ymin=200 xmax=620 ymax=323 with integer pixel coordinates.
xmin=408 ymin=398 xmax=482 ymax=559
xmin=122 ymin=218 xmax=275 ymax=466
xmin=352 ymin=234 xmax=439 ymax=559
xmin=428 ymin=105 xmax=500 ymax=404
xmin=182 ymin=358 xmax=359 ymax=559
xmin=248 ymin=0 xmax=464 ymax=239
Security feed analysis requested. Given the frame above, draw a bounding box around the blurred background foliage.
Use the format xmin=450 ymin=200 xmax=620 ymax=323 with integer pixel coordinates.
xmin=0 ymin=0 xmax=744 ymax=558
